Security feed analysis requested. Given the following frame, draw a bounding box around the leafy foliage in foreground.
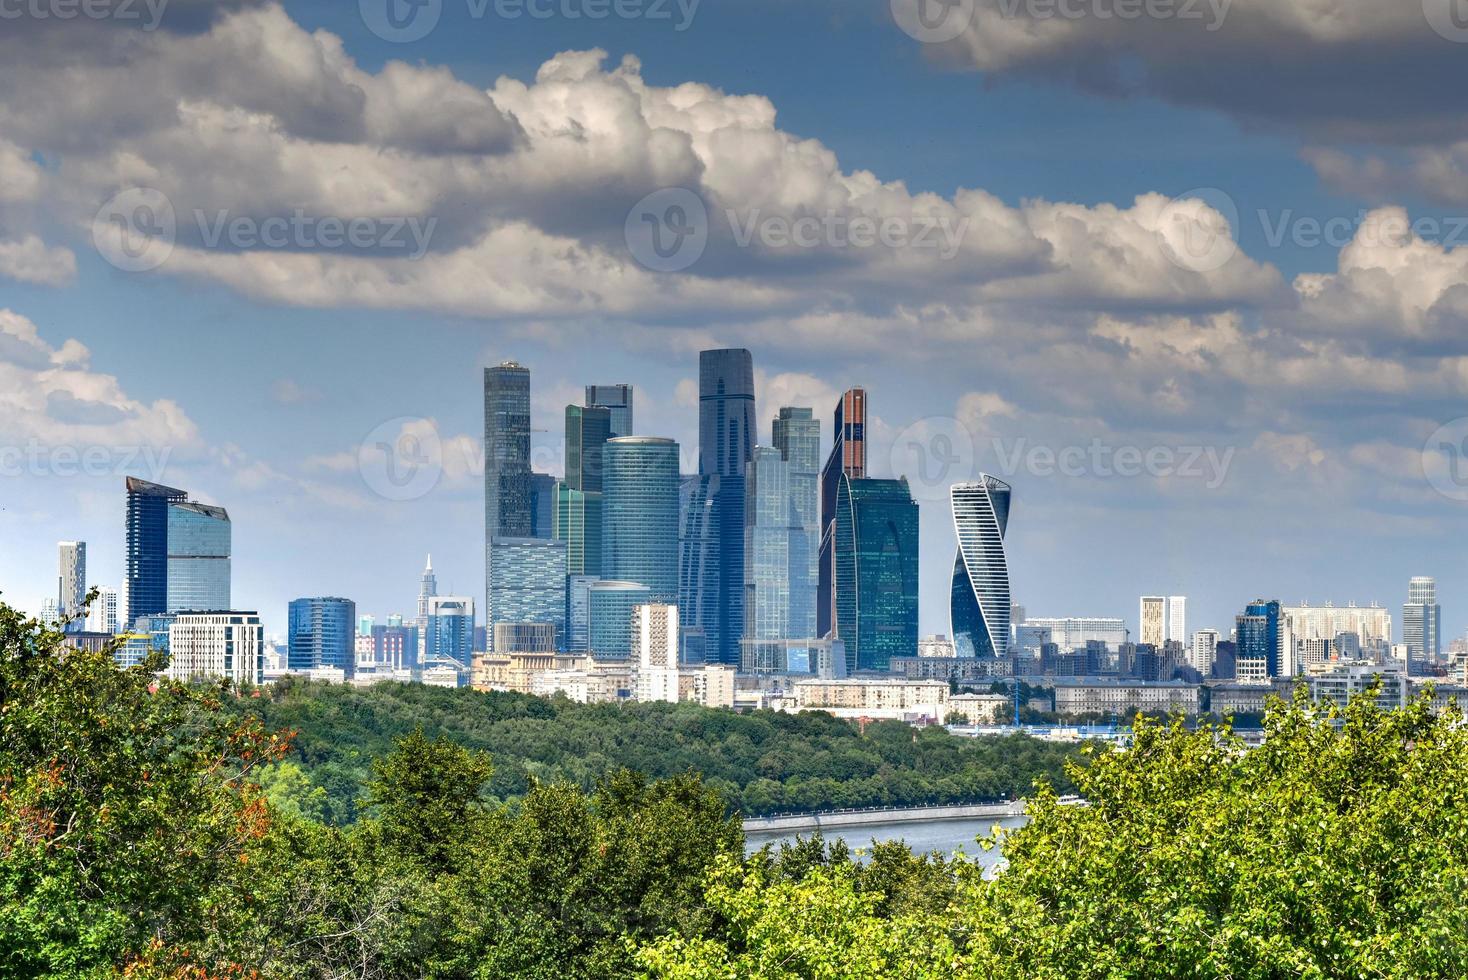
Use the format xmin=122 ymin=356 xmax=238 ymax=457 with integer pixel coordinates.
xmin=227 ymin=676 xmax=1079 ymax=821
xmin=8 ymin=598 xmax=1468 ymax=979
xmin=643 ymin=688 xmax=1468 ymax=979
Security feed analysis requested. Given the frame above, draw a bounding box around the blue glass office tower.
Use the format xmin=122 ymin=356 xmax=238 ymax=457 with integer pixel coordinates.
xmin=818 ymin=389 xmax=867 ymax=638
xmin=602 ymin=437 xmax=681 ymax=603
xmin=833 ymin=475 xmax=919 ymax=673
xmin=588 ymin=580 xmax=651 ymax=659
xmin=696 ymin=349 xmax=755 ymax=665
xmin=585 ymin=384 xmax=634 ymax=438
xmin=555 ymin=403 xmax=611 ymax=576
xmin=485 ymin=362 xmax=533 ymax=635
xmin=487 ymin=537 xmax=567 ymax=649
xmin=772 ymin=407 xmax=821 ymax=639
xmin=529 ymin=473 xmax=558 ymax=539
xmin=745 ymin=447 xmax=792 ymax=642
xmin=288 ymin=596 xmax=356 ymax=677
xmin=167 ymin=501 xmax=231 ymax=613
xmin=125 ymin=477 xmax=186 ymax=626
xmin=1237 ymin=599 xmax=1284 ymax=677
xmin=425 ymin=597 xmax=475 ymax=669
xmin=950 ymin=477 xmax=1012 ymax=659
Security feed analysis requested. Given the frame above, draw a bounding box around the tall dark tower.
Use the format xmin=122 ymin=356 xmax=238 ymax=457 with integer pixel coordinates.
xmin=125 ymin=477 xmax=186 ymax=627
xmin=696 ymin=349 xmax=755 ymax=665
xmin=485 ymin=362 xmax=532 ymax=636
xmin=817 ymin=388 xmax=866 ymax=638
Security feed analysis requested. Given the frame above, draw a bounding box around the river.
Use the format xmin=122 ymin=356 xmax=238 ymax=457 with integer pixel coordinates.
xmin=744 ymin=814 xmax=1029 ymax=871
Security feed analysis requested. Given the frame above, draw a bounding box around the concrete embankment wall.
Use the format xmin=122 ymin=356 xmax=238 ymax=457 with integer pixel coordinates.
xmin=742 ymin=801 xmax=1026 ymax=835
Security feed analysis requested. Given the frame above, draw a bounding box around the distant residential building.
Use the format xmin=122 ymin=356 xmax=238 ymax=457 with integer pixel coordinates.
xmin=585 ymin=383 xmax=634 ymax=438
xmin=588 ymin=581 xmax=651 ymax=660
xmin=288 ymin=597 xmax=356 ymax=677
xmin=1190 ymin=628 xmax=1219 ymax=675
xmin=946 ymin=693 xmax=1012 ymax=725
xmin=788 ymin=678 xmax=948 ymax=721
xmin=1025 ymin=617 xmax=1128 ymax=650
xmin=951 ymin=477 xmax=1011 ymax=660
xmin=889 ymin=655 xmax=1013 ymax=683
xmin=1403 ymin=577 xmax=1441 ymax=673
xmin=1139 ymin=596 xmax=1166 ymax=648
xmin=833 ymin=475 xmax=919 ymax=673
xmin=166 ymin=611 xmax=263 ymax=685
xmin=602 ymin=437 xmax=681 ymax=603
xmin=1305 ymin=661 xmax=1408 ymax=711
xmin=357 ymin=614 xmax=375 ymax=637
xmin=1167 ymin=596 xmax=1187 ymax=645
xmin=634 ymin=603 xmax=681 ymax=704
xmin=1053 ymin=679 xmax=1199 ymax=718
xmin=57 ymin=541 xmax=86 ymax=630
xmin=84 ymin=585 xmax=119 ymax=635
xmin=695 ymin=664 xmax=736 ymax=709
xmin=486 ymin=537 xmax=567 ymax=649
xmin=166 ymin=501 xmax=231 ymax=613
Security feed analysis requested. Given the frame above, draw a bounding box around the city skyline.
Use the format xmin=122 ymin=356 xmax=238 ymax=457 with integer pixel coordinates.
xmin=3 ymin=3 xmax=1468 ymax=644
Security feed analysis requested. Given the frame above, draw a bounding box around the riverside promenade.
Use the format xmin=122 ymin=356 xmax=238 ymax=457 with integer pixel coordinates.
xmin=742 ymin=800 xmax=1027 ymax=835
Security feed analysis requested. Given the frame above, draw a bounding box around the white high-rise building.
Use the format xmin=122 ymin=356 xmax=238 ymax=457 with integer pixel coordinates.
xmin=167 ymin=611 xmax=264 ymax=685
xmin=1190 ymin=628 xmax=1219 ymax=675
xmin=634 ymin=603 xmax=680 ymax=704
xmin=1166 ymin=596 xmax=1187 ymax=645
xmin=1403 ymin=577 xmax=1441 ymax=671
xmin=85 ymin=586 xmax=120 ymax=635
xmin=1023 ymin=617 xmax=1128 ymax=650
xmin=58 ymin=541 xmax=86 ymax=629
xmin=1139 ymin=596 xmax=1166 ymax=647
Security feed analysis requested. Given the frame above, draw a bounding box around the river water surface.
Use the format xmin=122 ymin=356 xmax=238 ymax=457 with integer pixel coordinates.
xmin=744 ymin=814 xmax=1029 ymax=872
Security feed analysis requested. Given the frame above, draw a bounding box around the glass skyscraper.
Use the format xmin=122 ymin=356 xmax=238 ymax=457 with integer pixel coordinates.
xmin=287 ymin=596 xmax=356 ymax=677
xmin=425 ymin=596 xmax=476 ymax=669
xmin=744 ymin=447 xmax=793 ymax=642
xmin=125 ymin=477 xmax=186 ymax=626
xmin=529 ymin=473 xmax=558 ymax=539
xmin=772 ymin=406 xmax=820 ymax=638
xmin=484 ymin=362 xmax=532 ymax=538
xmin=566 ymin=404 xmax=612 ymax=492
xmin=602 ymin=436 xmax=681 ymax=603
xmin=950 ymin=477 xmax=1012 ymax=660
xmin=1237 ymin=599 xmax=1284 ymax=677
xmin=566 ymin=574 xmax=600 ymax=652
xmin=695 ymin=349 xmax=755 ymax=665
xmin=554 ymin=484 xmax=603 ymax=576
xmin=167 ymin=501 xmax=231 ymax=613
xmin=1403 ymin=576 xmax=1441 ymax=673
xmin=818 ymin=389 xmax=866 ymax=638
xmin=57 ymin=540 xmax=86 ymax=630
xmin=833 ymin=475 xmax=919 ymax=673
xmin=588 ymin=580 xmax=651 ymax=659
xmin=585 ymin=384 xmax=634 ymax=438
xmin=486 ymin=537 xmax=567 ymax=649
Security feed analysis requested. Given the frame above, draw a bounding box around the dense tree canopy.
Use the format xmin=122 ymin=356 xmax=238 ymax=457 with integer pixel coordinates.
xmin=227 ymin=676 xmax=1079 ymax=820
xmin=7 ymin=598 xmax=1467 ymax=979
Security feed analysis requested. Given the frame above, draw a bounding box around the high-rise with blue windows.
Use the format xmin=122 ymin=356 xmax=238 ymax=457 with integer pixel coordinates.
xmin=693 ymin=349 xmax=755 ymax=665
xmin=125 ymin=477 xmax=186 ymax=626
xmin=287 ymin=596 xmax=356 ymax=677
xmin=487 ymin=537 xmax=567 ymax=649
xmin=950 ymin=477 xmax=1012 ymax=660
xmin=602 ymin=436 xmax=681 ymax=604
xmin=167 ymin=501 xmax=231 ymax=613
xmin=425 ymin=596 xmax=476 ymax=670
xmin=1237 ymin=599 xmax=1284 ymax=678
xmin=588 ymin=580 xmax=652 ymax=659
xmin=772 ymin=407 xmax=821 ymax=639
xmin=485 ymin=362 xmax=533 ymax=640
xmin=818 ymin=389 xmax=866 ymax=639
xmin=555 ymin=403 xmax=611 ymax=577
xmin=833 ymin=475 xmax=919 ymax=673
xmin=585 ymin=384 xmax=634 ymax=438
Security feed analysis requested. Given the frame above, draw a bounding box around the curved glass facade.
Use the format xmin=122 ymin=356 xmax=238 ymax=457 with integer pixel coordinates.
xmin=601 ymin=437 xmax=681 ymax=603
xmin=950 ymin=477 xmax=1012 ymax=660
xmin=588 ymin=581 xmax=652 ymax=659
xmin=833 ymin=475 xmax=919 ymax=673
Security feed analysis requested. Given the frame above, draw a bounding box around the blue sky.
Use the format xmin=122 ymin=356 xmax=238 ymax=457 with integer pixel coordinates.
xmin=2 ymin=0 xmax=1467 ymax=644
